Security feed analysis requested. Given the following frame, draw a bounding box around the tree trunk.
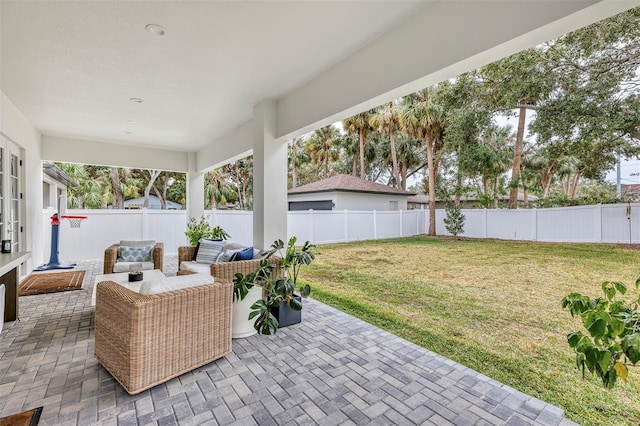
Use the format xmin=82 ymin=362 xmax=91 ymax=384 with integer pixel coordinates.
xmin=455 ymin=171 xmax=462 ymax=207
xmin=508 ymin=103 xmax=527 ymax=209
xmin=110 ymin=167 xmax=124 ymax=209
xmin=389 ymin=131 xmax=400 ymax=188
xmin=352 ymin=156 xmax=357 ymax=176
xmin=143 ymin=170 xmax=161 ymax=208
xmin=425 ymin=137 xmax=436 ymax=236
xmin=571 ymin=174 xmax=580 ymax=200
xmin=359 ymin=131 xmax=365 ymax=180
xmin=400 ymin=162 xmax=408 ymax=191
xmin=292 ymin=162 xmax=298 ymax=189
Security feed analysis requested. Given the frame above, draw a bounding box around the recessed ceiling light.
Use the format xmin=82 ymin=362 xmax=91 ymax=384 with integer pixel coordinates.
xmin=145 ymin=24 xmax=166 ymax=36
xmin=125 ymin=131 xmax=132 ymax=135
xmin=128 ymin=120 xmax=136 ymax=124
xmin=129 ymin=98 xmax=143 ymax=103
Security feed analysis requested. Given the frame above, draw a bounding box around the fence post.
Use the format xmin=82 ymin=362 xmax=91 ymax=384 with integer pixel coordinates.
xmin=597 ymin=204 xmax=603 ymax=243
xmin=141 ymin=208 xmax=149 ymax=240
xmin=534 ymin=208 xmax=538 ymax=241
xmin=399 ymin=210 xmax=403 ymax=237
xmin=415 ymin=210 xmax=419 ymax=236
xmin=484 ymin=209 xmax=488 ymax=238
xmin=344 ymin=210 xmax=349 ymax=242
xmin=373 ymin=210 xmax=377 ymax=240
xmin=309 ymin=210 xmax=314 ymax=244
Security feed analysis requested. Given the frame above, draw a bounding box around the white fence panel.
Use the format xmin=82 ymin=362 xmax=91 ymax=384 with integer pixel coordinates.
xmin=346 ymin=211 xmax=376 ymax=241
xmin=459 ymin=210 xmax=486 ymax=238
xmin=287 ymin=212 xmax=312 ymax=244
xmin=486 ymin=209 xmax=536 ymax=240
xmin=600 ymin=204 xmax=640 ymax=243
xmin=311 ymin=211 xmax=346 ymax=244
xmin=376 ymin=211 xmax=401 ymax=239
xmin=45 ymin=203 xmax=640 ymax=262
xmin=210 ymin=210 xmax=253 ymax=246
xmin=148 ymin=211 xmax=188 ymax=248
xmin=536 ymin=205 xmax=599 ymax=242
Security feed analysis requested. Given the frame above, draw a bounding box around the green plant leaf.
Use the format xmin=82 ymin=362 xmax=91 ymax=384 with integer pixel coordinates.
xmin=612 ymin=281 xmax=627 ymax=295
xmin=288 ymin=297 xmax=303 ymax=311
xmin=587 ymin=318 xmax=606 ymax=338
xmin=299 ymin=284 xmax=311 ymax=298
xmin=567 ymin=332 xmax=582 ymax=348
xmin=622 ymin=334 xmax=640 ymax=364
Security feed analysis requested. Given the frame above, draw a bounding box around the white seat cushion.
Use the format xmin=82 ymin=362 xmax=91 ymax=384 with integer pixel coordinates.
xmin=179 ymin=261 xmax=211 ymax=274
xmin=113 ymin=261 xmax=155 ymax=273
xmin=139 ymin=274 xmax=214 ymax=296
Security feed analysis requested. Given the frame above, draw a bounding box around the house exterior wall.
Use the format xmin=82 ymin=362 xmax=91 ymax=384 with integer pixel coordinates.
xmin=1 ymin=91 xmax=43 ymax=271
xmin=336 ymin=192 xmax=407 ymax=211
xmin=288 ymin=191 xmax=407 ymax=211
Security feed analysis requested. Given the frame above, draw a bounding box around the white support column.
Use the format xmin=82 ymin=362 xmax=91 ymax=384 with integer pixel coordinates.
xmin=253 ymin=99 xmax=287 ymax=250
xmin=186 ymin=152 xmax=205 ymax=221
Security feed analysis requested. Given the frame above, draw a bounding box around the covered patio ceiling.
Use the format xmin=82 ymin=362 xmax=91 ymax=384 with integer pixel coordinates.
xmin=2 ymin=1 xmax=636 ymax=173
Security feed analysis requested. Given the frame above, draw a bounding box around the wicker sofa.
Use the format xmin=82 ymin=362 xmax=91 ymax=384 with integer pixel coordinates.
xmin=94 ymin=278 xmax=233 ymax=395
xmin=103 ymin=241 xmax=164 ymax=274
xmin=177 ymin=245 xmax=282 ymax=281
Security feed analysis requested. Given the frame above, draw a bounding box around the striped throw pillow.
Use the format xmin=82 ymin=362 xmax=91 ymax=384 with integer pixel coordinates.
xmin=195 ymin=239 xmax=226 ymax=264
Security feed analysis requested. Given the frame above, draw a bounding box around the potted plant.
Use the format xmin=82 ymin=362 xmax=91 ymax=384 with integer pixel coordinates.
xmin=185 ymin=215 xmax=230 ymax=246
xmin=232 ymin=237 xmax=314 ymax=335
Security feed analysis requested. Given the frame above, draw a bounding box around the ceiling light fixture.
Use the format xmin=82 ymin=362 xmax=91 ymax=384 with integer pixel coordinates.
xmin=129 ymin=97 xmax=143 ymax=103
xmin=145 ymin=24 xmax=166 ymax=36
xmin=125 ymin=131 xmax=132 ymax=135
xmin=127 ymin=120 xmax=136 ymax=124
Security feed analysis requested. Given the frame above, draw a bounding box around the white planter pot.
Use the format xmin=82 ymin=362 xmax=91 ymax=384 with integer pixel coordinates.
xmin=232 ymin=285 xmax=262 ymax=338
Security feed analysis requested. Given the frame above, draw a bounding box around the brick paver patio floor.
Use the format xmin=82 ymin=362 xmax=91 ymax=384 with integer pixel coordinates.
xmin=0 ymin=255 xmax=577 ymax=425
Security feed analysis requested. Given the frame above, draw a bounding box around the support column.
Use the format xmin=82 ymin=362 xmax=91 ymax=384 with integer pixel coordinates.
xmin=186 ymin=152 xmax=205 ymax=221
xmin=253 ymin=100 xmax=287 ymax=250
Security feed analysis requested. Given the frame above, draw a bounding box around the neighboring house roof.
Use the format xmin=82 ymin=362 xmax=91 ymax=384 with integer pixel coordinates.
xmin=407 ymin=191 xmax=537 ymax=204
xmin=122 ymin=195 xmax=183 ymax=210
xmin=288 ymin=174 xmax=413 ymax=196
xmin=43 ymin=162 xmax=78 ymax=187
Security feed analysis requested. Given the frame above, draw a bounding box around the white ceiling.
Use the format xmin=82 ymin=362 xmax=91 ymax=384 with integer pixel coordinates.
xmin=2 ymin=0 xmax=637 ymax=164
xmin=0 ymin=0 xmax=422 ymax=152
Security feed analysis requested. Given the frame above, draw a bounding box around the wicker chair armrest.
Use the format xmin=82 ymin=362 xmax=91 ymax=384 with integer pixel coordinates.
xmin=210 ymin=256 xmax=283 ymax=282
xmin=153 ymin=242 xmax=164 ymax=272
xmin=178 ymin=246 xmax=196 ymax=264
xmin=103 ymin=244 xmax=119 ymax=274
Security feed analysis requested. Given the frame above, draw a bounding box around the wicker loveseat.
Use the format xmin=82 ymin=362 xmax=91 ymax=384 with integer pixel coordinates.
xmin=94 ymin=278 xmax=233 ymax=395
xmin=177 ymin=245 xmax=283 ymax=281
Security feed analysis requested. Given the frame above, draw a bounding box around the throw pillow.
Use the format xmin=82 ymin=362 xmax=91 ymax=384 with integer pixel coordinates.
xmin=191 ymin=238 xmax=223 ymax=261
xmin=220 ymin=247 xmax=246 ymax=262
xmin=195 ymin=239 xmax=226 ymax=264
xmin=232 ymin=247 xmax=254 ymax=261
xmin=118 ymin=245 xmax=153 ymax=262
xmin=139 ymin=274 xmax=214 ymax=296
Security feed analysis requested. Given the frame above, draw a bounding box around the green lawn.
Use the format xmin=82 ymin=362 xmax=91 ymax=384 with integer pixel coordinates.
xmin=302 ymin=236 xmax=640 ymax=426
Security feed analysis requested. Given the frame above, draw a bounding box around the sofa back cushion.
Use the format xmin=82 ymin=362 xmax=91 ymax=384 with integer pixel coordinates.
xmin=139 ymin=274 xmax=214 ymax=296
xmin=120 ymin=240 xmax=156 ymax=248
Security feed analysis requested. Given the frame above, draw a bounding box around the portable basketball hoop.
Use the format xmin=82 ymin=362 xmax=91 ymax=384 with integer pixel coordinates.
xmin=62 ymin=215 xmax=87 ymax=229
xmin=35 ymin=196 xmax=88 ymax=271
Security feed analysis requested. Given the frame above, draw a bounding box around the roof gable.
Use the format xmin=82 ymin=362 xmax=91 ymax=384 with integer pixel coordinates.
xmin=288 ymin=174 xmax=413 ymax=196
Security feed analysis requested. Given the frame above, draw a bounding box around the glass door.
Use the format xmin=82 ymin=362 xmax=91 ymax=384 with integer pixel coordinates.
xmin=0 ymin=136 xmax=22 ymax=253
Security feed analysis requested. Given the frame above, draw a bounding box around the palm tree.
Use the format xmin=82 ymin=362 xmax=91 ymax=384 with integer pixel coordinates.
xmin=400 ymin=88 xmax=446 ymax=236
xmin=343 ymin=109 xmax=376 ymax=180
xmin=109 ymin=167 xmax=140 ymax=209
xmin=307 ymin=125 xmax=340 ymax=178
xmin=205 ymin=168 xmax=234 ymax=209
xmin=288 ymin=137 xmax=308 ymax=188
xmin=370 ymin=101 xmax=401 ymax=188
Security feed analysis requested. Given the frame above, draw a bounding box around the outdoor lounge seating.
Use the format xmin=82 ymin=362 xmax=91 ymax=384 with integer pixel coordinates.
xmin=103 ymin=240 xmax=164 ymax=274
xmin=93 ymin=276 xmax=233 ymax=395
xmin=177 ymin=245 xmax=283 ymax=281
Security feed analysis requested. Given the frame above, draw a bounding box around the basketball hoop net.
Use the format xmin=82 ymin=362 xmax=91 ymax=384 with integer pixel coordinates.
xmin=61 ymin=215 xmax=87 ymax=229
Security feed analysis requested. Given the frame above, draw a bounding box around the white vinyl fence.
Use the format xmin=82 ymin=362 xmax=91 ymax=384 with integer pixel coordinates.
xmin=44 ymin=203 xmax=640 ymax=261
